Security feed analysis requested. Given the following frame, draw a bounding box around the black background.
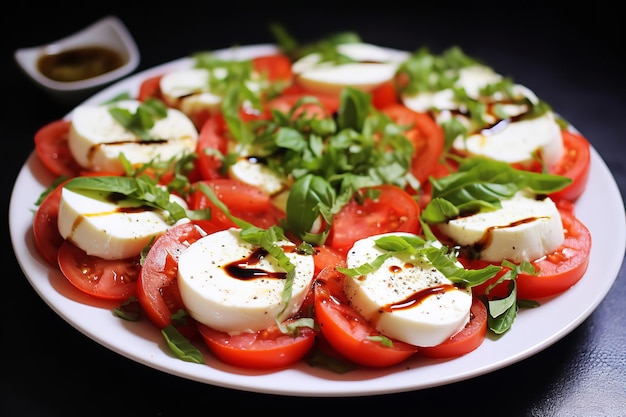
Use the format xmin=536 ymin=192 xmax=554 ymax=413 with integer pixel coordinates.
xmin=2 ymin=2 xmax=624 ymax=416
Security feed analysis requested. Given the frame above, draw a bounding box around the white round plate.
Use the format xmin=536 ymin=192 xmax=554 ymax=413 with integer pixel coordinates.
xmin=9 ymin=44 xmax=626 ymax=397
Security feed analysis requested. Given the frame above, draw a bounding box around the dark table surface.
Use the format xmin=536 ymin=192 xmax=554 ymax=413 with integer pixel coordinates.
xmin=3 ymin=3 xmax=625 ymax=416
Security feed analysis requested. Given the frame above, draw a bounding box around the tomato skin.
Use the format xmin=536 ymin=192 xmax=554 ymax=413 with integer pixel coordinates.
xmin=313 ymin=272 xmax=419 ymax=368
xmin=137 ymin=221 xmax=220 ymax=331
xmin=418 ymin=297 xmax=488 ymax=359
xmin=549 ymin=130 xmax=591 ymax=202
xmin=381 ymin=104 xmax=445 ymax=185
xmin=252 ymin=54 xmax=293 ymax=82
xmin=34 ymin=119 xmax=82 ymax=177
xmin=196 ymin=114 xmax=230 ymax=181
xmin=468 ymin=208 xmax=592 ymax=300
xmin=33 ymin=180 xmax=67 ymax=266
xmin=137 ymin=74 xmax=164 ymax=101
xmin=371 ymin=81 xmax=400 ymax=110
xmin=266 ymin=88 xmax=340 ymax=118
xmin=197 ymin=319 xmax=317 ymax=370
xmin=189 ymin=179 xmax=285 ymax=230
xmin=327 ymin=184 xmax=421 ymax=254
xmin=57 ymin=241 xmax=141 ymax=301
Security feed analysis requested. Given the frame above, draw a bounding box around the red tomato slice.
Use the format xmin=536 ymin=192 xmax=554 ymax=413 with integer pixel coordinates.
xmin=32 ymin=181 xmax=68 ymax=266
xmin=137 ymin=74 xmax=164 ymax=101
xmin=418 ymin=297 xmax=488 ymax=359
xmin=312 ymin=245 xmax=347 ymax=275
xmin=189 ymin=179 xmax=285 ymax=230
xmin=252 ymin=54 xmax=293 ymax=82
xmin=137 ymin=221 xmax=220 ymax=331
xmin=266 ymin=89 xmax=340 ymax=118
xmin=313 ymin=269 xmax=419 ymax=367
xmin=196 ymin=114 xmax=230 ymax=181
xmin=371 ymin=81 xmax=400 ymax=110
xmin=327 ymin=184 xmax=421 ymax=254
xmin=57 ymin=241 xmax=141 ymax=301
xmin=549 ymin=130 xmax=591 ymax=202
xmin=197 ymin=319 xmax=317 ymax=370
xmin=468 ymin=208 xmax=592 ymax=300
xmin=382 ymin=104 xmax=445 ymax=184
xmin=34 ymin=119 xmax=82 ymax=177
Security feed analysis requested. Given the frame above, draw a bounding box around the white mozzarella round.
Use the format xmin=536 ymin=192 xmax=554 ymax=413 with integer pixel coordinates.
xmin=436 ymin=191 xmax=564 ymax=263
xmin=292 ymin=43 xmax=409 ymax=95
xmin=453 ymin=111 xmax=564 ymax=169
xmin=57 ymin=187 xmax=188 ymax=260
xmin=402 ymin=63 xmax=564 ymax=169
xmin=159 ymin=68 xmax=223 ymax=118
xmin=401 ymin=65 xmax=503 ymax=113
xmin=343 ymin=232 xmax=472 ymax=347
xmin=68 ymin=99 xmax=198 ymax=174
xmin=177 ymin=228 xmax=316 ymax=334
xmin=228 ymin=159 xmax=288 ymax=196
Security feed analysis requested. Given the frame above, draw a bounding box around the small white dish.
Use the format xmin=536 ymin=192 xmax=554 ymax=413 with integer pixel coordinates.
xmin=14 ymin=15 xmax=140 ymax=102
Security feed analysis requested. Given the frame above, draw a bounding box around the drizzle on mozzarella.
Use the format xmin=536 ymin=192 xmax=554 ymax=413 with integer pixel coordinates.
xmin=57 ymin=187 xmax=189 ymax=260
xmin=177 ymin=228 xmax=315 ymax=334
xmin=159 ymin=68 xmax=224 ymax=120
xmin=343 ymin=232 xmax=472 ymax=347
xmin=402 ymin=65 xmax=564 ymax=169
xmin=435 ymin=191 xmax=564 ymax=263
xmin=68 ymin=99 xmax=198 ymax=174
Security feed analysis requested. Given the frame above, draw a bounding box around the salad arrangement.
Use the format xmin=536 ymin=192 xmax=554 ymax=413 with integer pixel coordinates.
xmin=30 ymin=26 xmax=592 ymax=372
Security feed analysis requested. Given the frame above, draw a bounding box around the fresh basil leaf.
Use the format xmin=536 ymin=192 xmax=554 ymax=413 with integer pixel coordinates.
xmin=161 ymin=324 xmax=205 ymax=364
xmin=286 ymin=174 xmax=336 ymax=239
xmin=63 ymin=176 xmax=188 ymax=223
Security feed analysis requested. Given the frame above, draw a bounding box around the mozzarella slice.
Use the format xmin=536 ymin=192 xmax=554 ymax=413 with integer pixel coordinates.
xmin=68 ymin=99 xmax=198 ymax=174
xmin=159 ymin=68 xmax=223 ymax=118
xmin=228 ymin=159 xmax=289 ymax=196
xmin=436 ymin=191 xmax=564 ymax=263
xmin=401 ymin=65 xmax=504 ymax=113
xmin=402 ymin=64 xmax=563 ymax=169
xmin=57 ymin=187 xmax=189 ymax=260
xmin=177 ymin=228 xmax=315 ymax=334
xmin=343 ymin=232 xmax=472 ymax=347
xmin=452 ymin=111 xmax=564 ymax=169
xmin=292 ymin=43 xmax=408 ymax=95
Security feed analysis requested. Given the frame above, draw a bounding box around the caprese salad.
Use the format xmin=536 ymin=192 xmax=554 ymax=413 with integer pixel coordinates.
xmin=30 ymin=26 xmax=592 ymax=372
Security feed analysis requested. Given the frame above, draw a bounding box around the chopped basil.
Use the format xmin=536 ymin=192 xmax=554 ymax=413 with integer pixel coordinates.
xmin=63 ymin=175 xmax=188 ymax=223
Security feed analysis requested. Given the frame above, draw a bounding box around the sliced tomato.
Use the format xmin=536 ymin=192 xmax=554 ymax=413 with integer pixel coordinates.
xmin=313 ymin=269 xmax=419 ymax=367
xmin=137 ymin=221 xmax=220 ymax=333
xmin=382 ymin=104 xmax=445 ymax=185
xmin=137 ymin=74 xmax=164 ymax=101
xmin=266 ymin=88 xmax=341 ymax=118
xmin=34 ymin=119 xmax=82 ymax=177
xmin=312 ymin=245 xmax=347 ymax=275
xmin=467 ymin=208 xmax=592 ymax=300
xmin=196 ymin=113 xmax=230 ymax=181
xmin=549 ymin=130 xmax=591 ymax=202
xmin=32 ymin=180 xmax=68 ymax=266
xmin=57 ymin=241 xmax=140 ymax=301
xmin=418 ymin=297 xmax=488 ymax=359
xmin=327 ymin=184 xmax=421 ymax=253
xmin=197 ymin=318 xmax=317 ymax=370
xmin=189 ymin=179 xmax=284 ymax=230
xmin=371 ymin=81 xmax=400 ymax=110
xmin=252 ymin=54 xmax=293 ymax=83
